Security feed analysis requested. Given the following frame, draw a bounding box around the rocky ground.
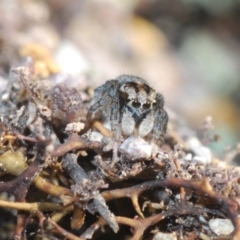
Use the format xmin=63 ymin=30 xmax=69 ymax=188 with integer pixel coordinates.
xmin=0 ymin=1 xmax=240 ymax=239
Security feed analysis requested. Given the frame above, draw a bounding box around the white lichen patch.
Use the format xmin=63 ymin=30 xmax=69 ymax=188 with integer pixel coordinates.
xmin=209 ymin=218 xmax=234 ymax=236
xmin=153 ymin=232 xmax=177 ymax=240
xmin=119 ymin=136 xmax=152 ymax=161
xmin=65 ymin=122 xmax=85 ymax=133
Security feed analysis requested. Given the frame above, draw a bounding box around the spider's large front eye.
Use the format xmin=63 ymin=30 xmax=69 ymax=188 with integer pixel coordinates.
xmin=142 ymin=102 xmax=151 ymax=110
xmin=132 ymin=101 xmax=141 ymax=108
xmin=152 ymin=101 xmax=157 ymax=107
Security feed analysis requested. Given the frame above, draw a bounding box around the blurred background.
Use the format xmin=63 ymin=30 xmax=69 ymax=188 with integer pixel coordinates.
xmin=1 ymin=0 xmax=240 ymax=157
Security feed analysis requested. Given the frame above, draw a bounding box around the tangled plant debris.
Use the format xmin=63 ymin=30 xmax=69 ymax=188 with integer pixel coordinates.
xmin=0 ymin=58 xmax=240 ymax=240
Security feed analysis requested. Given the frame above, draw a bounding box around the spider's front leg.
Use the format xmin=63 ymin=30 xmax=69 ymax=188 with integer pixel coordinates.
xmin=109 ymin=96 xmax=120 ymax=139
xmin=152 ymin=108 xmax=168 ymax=147
xmin=151 ymin=93 xmax=168 ymax=145
xmin=88 ymin=80 xmax=121 ymax=167
xmin=147 ymin=109 xmax=168 ymax=157
xmin=87 ymin=95 xmax=111 ymax=122
xmin=108 ymin=84 xmax=122 ymax=167
xmin=87 ymin=80 xmax=119 ymax=126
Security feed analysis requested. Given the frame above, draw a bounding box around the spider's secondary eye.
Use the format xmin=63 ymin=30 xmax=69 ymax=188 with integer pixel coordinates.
xmin=142 ymin=103 xmax=151 ymax=110
xmin=132 ymin=101 xmax=141 ymax=108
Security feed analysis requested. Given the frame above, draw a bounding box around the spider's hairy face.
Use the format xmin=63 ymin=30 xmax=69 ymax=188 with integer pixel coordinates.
xmin=119 ymin=81 xmax=157 ymax=118
xmin=87 ymin=75 xmax=168 ymax=144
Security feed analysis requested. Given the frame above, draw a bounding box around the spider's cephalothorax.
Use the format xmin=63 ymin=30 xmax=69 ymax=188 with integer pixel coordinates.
xmin=87 ymin=75 xmax=168 ymax=144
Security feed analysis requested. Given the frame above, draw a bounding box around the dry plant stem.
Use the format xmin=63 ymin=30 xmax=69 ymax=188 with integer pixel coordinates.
xmin=80 ymin=216 xmax=137 ymax=240
xmin=81 ymin=207 xmax=203 ymax=240
xmin=50 ymin=205 xmax=74 ymax=223
xmin=0 ymin=199 xmax=72 ymax=239
xmin=92 ymin=194 xmax=119 ymax=232
xmin=35 ymin=176 xmax=73 ymax=204
xmin=14 ymin=211 xmax=26 ymax=240
xmin=62 ymin=153 xmax=88 ymax=180
xmin=62 ymin=153 xmax=119 ymax=233
xmin=71 ymin=205 xmax=86 ymax=230
xmin=130 ymin=206 xmax=203 ymax=240
xmin=93 ymin=121 xmax=111 ymax=137
xmin=44 ymin=205 xmax=74 ymax=233
xmin=4 ymin=133 xmax=40 ymax=143
xmin=13 ymin=67 xmax=44 ymax=109
xmin=0 ymin=200 xmax=65 ymax=212
xmin=0 ymin=147 xmax=44 ymax=238
xmin=180 ymin=187 xmax=186 ymax=203
xmin=131 ymin=194 xmax=143 ymax=217
xmin=199 ymin=232 xmax=211 ymax=240
xmin=47 ymin=218 xmax=85 ymax=240
xmin=173 ymin=157 xmax=181 ymax=172
xmin=52 ymin=134 xmax=102 ymax=157
xmin=0 ymin=150 xmax=73 ymax=203
xmin=102 ymin=177 xmax=240 ymax=238
xmin=110 ymin=141 xmax=119 ymax=168
xmin=0 ymin=158 xmax=41 ymax=201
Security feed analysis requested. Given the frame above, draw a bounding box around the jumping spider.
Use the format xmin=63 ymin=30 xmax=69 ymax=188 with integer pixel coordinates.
xmin=87 ymin=75 xmax=168 ymax=159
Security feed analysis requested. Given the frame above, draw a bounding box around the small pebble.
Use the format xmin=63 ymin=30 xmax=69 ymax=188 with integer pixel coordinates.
xmin=209 ymin=218 xmax=234 ymax=236
xmin=119 ymin=136 xmax=152 ymax=161
xmin=153 ymin=232 xmax=177 ymax=240
xmin=187 ymin=137 xmax=212 ymax=164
